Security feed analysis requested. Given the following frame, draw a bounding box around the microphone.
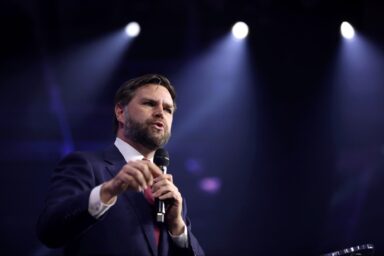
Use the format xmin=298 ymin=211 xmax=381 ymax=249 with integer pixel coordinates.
xmin=154 ymin=148 xmax=170 ymax=223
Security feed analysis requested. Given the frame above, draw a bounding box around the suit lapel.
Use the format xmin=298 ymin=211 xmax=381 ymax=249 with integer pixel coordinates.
xmin=104 ymin=145 xmax=126 ymax=178
xmin=127 ymin=192 xmax=158 ymax=256
xmin=103 ymin=145 xmax=158 ymax=256
xmin=158 ymin=222 xmax=169 ymax=256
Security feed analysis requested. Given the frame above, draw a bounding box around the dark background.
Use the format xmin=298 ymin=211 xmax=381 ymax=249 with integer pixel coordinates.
xmin=1 ymin=0 xmax=384 ymax=255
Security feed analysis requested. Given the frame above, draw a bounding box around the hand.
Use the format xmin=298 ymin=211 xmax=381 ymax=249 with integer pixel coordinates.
xmin=100 ymin=160 xmax=162 ymax=203
xmin=152 ymin=174 xmax=185 ymax=235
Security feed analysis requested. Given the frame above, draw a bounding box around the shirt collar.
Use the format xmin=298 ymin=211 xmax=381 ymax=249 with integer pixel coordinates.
xmin=114 ymin=137 xmax=153 ymax=162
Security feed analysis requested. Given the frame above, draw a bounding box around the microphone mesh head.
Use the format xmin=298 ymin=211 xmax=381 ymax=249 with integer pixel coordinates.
xmin=154 ymin=148 xmax=170 ymax=167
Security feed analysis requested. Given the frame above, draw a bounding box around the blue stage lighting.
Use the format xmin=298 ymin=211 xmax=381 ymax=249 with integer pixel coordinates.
xmin=125 ymin=22 xmax=140 ymax=37
xmin=340 ymin=21 xmax=355 ymax=40
xmin=231 ymin=22 xmax=249 ymax=40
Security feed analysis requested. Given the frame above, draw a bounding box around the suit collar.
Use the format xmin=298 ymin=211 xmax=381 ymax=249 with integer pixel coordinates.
xmin=103 ymin=144 xmax=126 ymax=165
xmin=114 ymin=137 xmax=150 ymax=162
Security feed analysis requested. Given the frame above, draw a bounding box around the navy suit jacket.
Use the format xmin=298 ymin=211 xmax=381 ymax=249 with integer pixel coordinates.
xmin=37 ymin=145 xmax=204 ymax=256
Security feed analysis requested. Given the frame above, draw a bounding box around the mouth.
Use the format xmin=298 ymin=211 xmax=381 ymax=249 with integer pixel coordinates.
xmin=151 ymin=121 xmax=165 ymax=130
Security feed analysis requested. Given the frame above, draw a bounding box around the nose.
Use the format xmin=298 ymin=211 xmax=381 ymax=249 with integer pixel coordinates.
xmin=153 ymin=105 xmax=164 ymax=118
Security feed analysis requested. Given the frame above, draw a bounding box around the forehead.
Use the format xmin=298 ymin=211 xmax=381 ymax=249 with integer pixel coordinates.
xmin=133 ymin=84 xmax=173 ymax=103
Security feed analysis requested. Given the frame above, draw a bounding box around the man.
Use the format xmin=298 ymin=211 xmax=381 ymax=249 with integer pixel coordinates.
xmin=37 ymin=74 xmax=205 ymax=256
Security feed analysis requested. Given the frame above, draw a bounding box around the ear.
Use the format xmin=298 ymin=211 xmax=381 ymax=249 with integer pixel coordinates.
xmin=115 ymin=103 xmax=125 ymax=126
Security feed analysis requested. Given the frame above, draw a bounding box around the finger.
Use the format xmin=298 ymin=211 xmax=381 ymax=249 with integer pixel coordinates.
xmin=154 ymin=174 xmax=173 ymax=183
xmin=153 ymin=184 xmax=179 ymax=198
xmin=118 ymin=172 xmax=141 ymax=191
xmin=125 ymin=167 xmax=148 ymax=190
xmin=152 ymin=179 xmax=178 ymax=193
xmin=146 ymin=161 xmax=163 ymax=177
xmin=158 ymin=191 xmax=181 ymax=201
xmin=167 ymin=174 xmax=173 ymax=183
xmin=129 ymin=161 xmax=154 ymax=187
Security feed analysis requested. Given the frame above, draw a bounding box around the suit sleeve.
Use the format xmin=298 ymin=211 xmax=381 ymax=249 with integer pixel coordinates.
xmin=36 ymin=152 xmax=100 ymax=248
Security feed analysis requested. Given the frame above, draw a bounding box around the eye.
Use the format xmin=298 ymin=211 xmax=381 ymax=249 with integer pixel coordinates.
xmin=165 ymin=107 xmax=173 ymax=114
xmin=143 ymin=101 xmax=156 ymax=107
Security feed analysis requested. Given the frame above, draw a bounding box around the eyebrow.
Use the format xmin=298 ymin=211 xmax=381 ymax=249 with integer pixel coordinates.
xmin=141 ymin=97 xmax=175 ymax=109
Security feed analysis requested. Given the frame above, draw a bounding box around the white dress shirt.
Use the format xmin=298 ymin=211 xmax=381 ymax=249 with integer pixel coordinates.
xmin=88 ymin=137 xmax=188 ymax=247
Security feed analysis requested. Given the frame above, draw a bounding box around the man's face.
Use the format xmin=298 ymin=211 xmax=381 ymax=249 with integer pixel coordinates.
xmin=122 ymin=84 xmax=174 ymax=150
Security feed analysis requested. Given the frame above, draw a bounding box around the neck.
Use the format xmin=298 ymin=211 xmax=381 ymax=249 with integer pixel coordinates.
xmin=116 ymin=132 xmax=155 ymax=159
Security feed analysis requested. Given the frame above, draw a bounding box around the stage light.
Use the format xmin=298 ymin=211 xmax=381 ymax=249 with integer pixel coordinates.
xmin=199 ymin=177 xmax=221 ymax=194
xmin=231 ymin=22 xmax=249 ymax=40
xmin=340 ymin=21 xmax=355 ymax=40
xmin=125 ymin=22 xmax=140 ymax=37
xmin=185 ymin=158 xmax=204 ymax=174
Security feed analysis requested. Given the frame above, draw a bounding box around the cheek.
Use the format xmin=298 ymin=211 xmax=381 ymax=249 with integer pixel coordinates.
xmin=130 ymin=107 xmax=148 ymax=121
xmin=167 ymin=117 xmax=173 ymax=130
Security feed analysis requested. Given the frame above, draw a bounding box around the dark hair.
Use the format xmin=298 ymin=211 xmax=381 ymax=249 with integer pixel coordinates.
xmin=113 ymin=74 xmax=177 ymax=133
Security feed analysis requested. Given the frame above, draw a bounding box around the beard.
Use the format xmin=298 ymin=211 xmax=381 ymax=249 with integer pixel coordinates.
xmin=123 ymin=113 xmax=171 ymax=151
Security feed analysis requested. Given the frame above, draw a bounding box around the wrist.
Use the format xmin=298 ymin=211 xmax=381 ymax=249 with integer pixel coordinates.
xmin=100 ymin=181 xmax=116 ymax=204
xmin=168 ymin=217 xmax=185 ymax=236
